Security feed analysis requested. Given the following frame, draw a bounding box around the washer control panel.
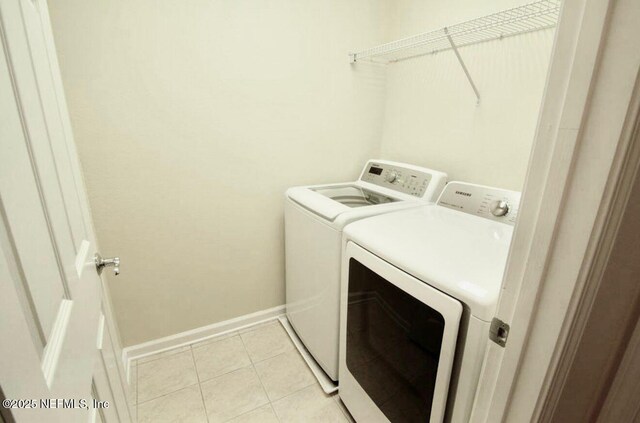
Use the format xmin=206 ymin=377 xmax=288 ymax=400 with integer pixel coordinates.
xmin=360 ymin=162 xmax=433 ymax=197
xmin=437 ymin=182 xmax=521 ymax=225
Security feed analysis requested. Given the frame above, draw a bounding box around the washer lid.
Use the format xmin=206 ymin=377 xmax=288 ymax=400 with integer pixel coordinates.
xmin=287 ymin=184 xmax=402 ymax=221
xmin=344 ymin=205 xmax=514 ymax=321
xmin=311 ymin=185 xmax=399 ymax=208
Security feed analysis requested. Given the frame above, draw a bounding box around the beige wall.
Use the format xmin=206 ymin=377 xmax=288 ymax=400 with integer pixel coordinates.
xmin=379 ymin=0 xmax=555 ymax=190
xmin=49 ymin=0 xmax=389 ymax=345
xmin=49 ymin=0 xmax=553 ymax=346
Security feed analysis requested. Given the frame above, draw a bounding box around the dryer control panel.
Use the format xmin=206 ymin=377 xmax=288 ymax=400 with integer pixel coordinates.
xmin=437 ymin=182 xmax=521 ymax=225
xmin=360 ymin=162 xmax=434 ymax=198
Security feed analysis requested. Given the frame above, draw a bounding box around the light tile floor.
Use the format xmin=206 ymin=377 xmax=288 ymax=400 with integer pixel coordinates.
xmin=132 ymin=320 xmax=355 ymax=423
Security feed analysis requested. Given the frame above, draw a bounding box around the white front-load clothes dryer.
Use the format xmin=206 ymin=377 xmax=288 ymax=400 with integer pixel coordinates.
xmin=339 ymin=182 xmax=521 ymax=422
xmin=285 ymin=160 xmax=447 ymax=387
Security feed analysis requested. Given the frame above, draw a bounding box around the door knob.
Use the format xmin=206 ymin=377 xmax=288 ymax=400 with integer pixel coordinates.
xmin=95 ymin=253 xmax=120 ymax=276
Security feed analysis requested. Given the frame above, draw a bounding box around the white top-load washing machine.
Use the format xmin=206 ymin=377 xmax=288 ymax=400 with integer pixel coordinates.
xmin=285 ymin=160 xmax=448 ymax=385
xmin=338 ymin=181 xmax=521 ymax=423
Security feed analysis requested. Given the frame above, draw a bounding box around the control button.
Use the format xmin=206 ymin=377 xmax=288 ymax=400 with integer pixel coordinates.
xmin=490 ymin=200 xmax=510 ymax=217
xmin=385 ymin=171 xmax=399 ymax=183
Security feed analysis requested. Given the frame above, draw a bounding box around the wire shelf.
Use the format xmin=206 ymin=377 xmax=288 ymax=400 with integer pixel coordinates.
xmin=349 ymin=0 xmax=561 ymax=64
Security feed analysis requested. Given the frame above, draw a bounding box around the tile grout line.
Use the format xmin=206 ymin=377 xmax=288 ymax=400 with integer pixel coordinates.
xmin=237 ymin=333 xmax=280 ymax=422
xmin=241 ymin=320 xmax=295 ymax=367
xmin=136 ymin=347 xmax=202 ymax=404
xmin=190 ymin=345 xmax=210 ymax=423
xmin=220 ymin=403 xmax=276 ymax=423
xmin=136 ymin=382 xmax=201 ymax=406
xmin=238 ymin=323 xmax=290 ymax=366
xmin=245 ymin=322 xmax=318 ymax=407
xmin=136 ymin=331 xmax=250 ymax=407
xmin=135 ymin=346 xmax=190 ymax=366
xmin=256 ymin=348 xmax=320 ymax=412
xmin=267 ymin=403 xmax=279 ymax=423
xmin=269 ymin=379 xmax=319 ymax=406
xmin=199 ymin=363 xmax=254 ymax=386
xmin=192 ymin=334 xmax=253 ymax=385
xmin=248 ymin=346 xmax=294 ymax=367
xmin=267 ymin=383 xmax=347 ymax=422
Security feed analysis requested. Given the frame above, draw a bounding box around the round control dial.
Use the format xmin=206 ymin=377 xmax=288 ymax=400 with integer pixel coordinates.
xmin=385 ymin=171 xmax=399 ymax=183
xmin=490 ymin=200 xmax=510 ymax=217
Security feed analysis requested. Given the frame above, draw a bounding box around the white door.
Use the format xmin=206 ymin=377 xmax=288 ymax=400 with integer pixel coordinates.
xmin=0 ymin=0 xmax=122 ymax=421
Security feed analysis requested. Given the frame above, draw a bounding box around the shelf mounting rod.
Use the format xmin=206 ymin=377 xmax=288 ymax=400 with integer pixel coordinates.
xmin=444 ymin=27 xmax=481 ymax=105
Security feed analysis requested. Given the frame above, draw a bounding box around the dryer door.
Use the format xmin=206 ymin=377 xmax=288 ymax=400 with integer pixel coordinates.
xmin=341 ymin=242 xmax=462 ymax=423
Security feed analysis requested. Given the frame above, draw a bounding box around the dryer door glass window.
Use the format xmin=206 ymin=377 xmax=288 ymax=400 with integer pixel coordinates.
xmin=312 ymin=185 xmax=398 ymax=207
xmin=346 ymin=258 xmax=445 ymax=422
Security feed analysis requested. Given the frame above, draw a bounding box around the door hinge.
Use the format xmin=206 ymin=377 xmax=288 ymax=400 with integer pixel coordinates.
xmin=489 ymin=317 xmax=510 ymax=347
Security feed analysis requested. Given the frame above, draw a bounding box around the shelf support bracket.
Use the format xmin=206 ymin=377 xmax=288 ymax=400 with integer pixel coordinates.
xmin=444 ymin=27 xmax=481 ymax=105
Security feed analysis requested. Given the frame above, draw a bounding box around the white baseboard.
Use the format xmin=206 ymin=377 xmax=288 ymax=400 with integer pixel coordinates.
xmin=122 ymin=304 xmax=285 ymax=381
